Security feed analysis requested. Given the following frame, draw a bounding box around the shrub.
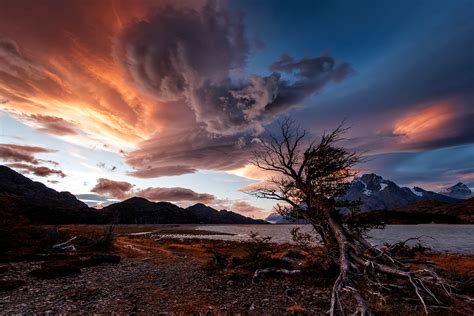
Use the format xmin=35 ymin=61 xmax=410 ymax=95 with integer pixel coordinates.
xmin=205 ymin=249 xmax=229 ymax=271
xmin=243 ymin=231 xmax=273 ymax=263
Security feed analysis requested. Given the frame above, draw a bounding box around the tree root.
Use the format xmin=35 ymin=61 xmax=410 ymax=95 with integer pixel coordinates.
xmin=324 ymin=217 xmax=473 ymax=315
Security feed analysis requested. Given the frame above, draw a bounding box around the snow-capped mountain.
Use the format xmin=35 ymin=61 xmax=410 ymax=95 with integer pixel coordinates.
xmin=344 ymin=174 xmax=461 ymax=211
xmin=344 ymin=174 xmax=419 ymax=211
xmin=409 ymin=186 xmax=461 ymax=203
xmin=265 ymin=212 xmax=308 ymax=224
xmin=439 ymin=182 xmax=472 ymax=200
xmin=266 ymin=173 xmax=466 ymax=222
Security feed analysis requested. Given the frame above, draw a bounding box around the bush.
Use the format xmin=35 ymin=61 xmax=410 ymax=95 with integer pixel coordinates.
xmin=205 ymin=249 xmax=229 ymax=271
xmin=243 ymin=231 xmax=273 ymax=263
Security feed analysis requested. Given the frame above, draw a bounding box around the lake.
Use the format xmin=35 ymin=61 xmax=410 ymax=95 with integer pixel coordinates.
xmin=188 ymin=224 xmax=474 ymax=254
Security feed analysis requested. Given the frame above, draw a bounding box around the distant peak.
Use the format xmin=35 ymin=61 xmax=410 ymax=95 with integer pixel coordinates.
xmin=439 ymin=182 xmax=472 ymax=200
xmin=124 ymin=196 xmax=150 ymax=203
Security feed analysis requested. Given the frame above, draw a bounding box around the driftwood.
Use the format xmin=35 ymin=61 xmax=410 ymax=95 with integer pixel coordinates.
xmin=253 ymin=268 xmax=301 ymax=282
xmin=52 ymin=236 xmax=77 ymax=252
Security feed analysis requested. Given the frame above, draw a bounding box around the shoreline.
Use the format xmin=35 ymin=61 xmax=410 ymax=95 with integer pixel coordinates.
xmin=55 ymin=223 xmax=474 ymax=254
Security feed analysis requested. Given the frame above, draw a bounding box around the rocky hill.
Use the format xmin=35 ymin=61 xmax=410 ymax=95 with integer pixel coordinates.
xmin=102 ymin=199 xmax=267 ymax=224
xmin=187 ymin=203 xmax=267 ymax=224
xmin=102 ymin=197 xmax=198 ymax=224
xmin=0 ymin=165 xmax=106 ymax=224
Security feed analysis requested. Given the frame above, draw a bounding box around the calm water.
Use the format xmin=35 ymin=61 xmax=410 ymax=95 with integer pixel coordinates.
xmin=192 ymin=224 xmax=474 ymax=254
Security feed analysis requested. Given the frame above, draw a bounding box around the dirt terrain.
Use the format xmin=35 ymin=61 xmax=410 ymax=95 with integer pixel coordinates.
xmin=1 ymin=226 xmax=473 ymax=315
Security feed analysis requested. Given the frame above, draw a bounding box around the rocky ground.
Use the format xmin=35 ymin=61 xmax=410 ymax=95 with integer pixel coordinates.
xmin=0 ymin=235 xmax=330 ymax=314
xmin=1 ymin=227 xmax=473 ymax=315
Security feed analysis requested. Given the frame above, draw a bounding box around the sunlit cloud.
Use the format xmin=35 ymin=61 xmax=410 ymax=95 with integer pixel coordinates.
xmin=91 ymin=177 xmax=215 ymax=204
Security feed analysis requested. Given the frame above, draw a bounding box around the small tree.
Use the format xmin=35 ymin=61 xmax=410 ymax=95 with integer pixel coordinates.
xmin=247 ymin=119 xmax=462 ymax=315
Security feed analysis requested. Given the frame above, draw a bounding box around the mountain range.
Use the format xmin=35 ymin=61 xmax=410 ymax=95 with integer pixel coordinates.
xmin=266 ymin=173 xmax=473 ymax=223
xmin=0 ymin=165 xmax=266 ymax=225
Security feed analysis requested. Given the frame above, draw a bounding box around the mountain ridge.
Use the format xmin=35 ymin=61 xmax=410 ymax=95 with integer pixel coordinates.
xmin=266 ymin=173 xmax=471 ymax=223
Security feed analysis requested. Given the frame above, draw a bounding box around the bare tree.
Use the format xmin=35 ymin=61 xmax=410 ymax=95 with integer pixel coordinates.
xmin=247 ymin=118 xmax=469 ymax=315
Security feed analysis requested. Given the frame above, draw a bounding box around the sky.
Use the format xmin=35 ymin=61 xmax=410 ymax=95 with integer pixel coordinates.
xmin=0 ymin=0 xmax=473 ymax=218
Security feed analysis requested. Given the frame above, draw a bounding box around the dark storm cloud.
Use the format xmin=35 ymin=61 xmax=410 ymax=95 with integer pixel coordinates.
xmin=117 ymin=2 xmax=351 ymax=177
xmin=117 ymin=2 xmax=350 ymax=136
xmin=6 ymin=162 xmax=66 ymax=178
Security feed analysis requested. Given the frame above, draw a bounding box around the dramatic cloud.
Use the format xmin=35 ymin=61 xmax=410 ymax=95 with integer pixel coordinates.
xmin=0 ymin=143 xmax=54 ymax=164
xmin=126 ymin=128 xmax=264 ymax=178
xmin=118 ymin=4 xmax=351 ymax=136
xmin=90 ymin=178 xmax=215 ymax=204
xmin=6 ymin=163 xmax=66 ymax=178
xmin=0 ymin=0 xmax=350 ymax=176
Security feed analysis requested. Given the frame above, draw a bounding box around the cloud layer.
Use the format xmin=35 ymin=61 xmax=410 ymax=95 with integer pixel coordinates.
xmin=91 ymin=178 xmax=215 ymax=204
xmin=0 ymin=143 xmax=53 ymax=164
xmin=0 ymin=143 xmax=66 ymax=178
xmin=6 ymin=163 xmax=66 ymax=178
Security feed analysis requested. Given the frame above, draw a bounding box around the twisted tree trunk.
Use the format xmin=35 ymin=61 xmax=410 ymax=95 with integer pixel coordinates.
xmin=324 ymin=216 xmax=472 ymax=315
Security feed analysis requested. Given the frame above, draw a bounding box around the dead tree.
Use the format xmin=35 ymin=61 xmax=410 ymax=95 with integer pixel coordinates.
xmin=247 ymin=118 xmax=471 ymax=315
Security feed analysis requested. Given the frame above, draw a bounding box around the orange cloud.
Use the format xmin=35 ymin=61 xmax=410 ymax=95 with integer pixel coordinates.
xmin=0 ymin=0 xmax=203 ymax=148
xmin=393 ymin=100 xmax=454 ymax=140
xmin=389 ymin=97 xmax=473 ymax=151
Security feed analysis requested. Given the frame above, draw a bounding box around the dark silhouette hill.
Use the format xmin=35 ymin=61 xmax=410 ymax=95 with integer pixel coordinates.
xmin=187 ymin=203 xmax=267 ymax=224
xmin=0 ymin=166 xmax=267 ymax=225
xmin=102 ymin=197 xmax=197 ymax=224
xmin=0 ymin=165 xmax=107 ymax=224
